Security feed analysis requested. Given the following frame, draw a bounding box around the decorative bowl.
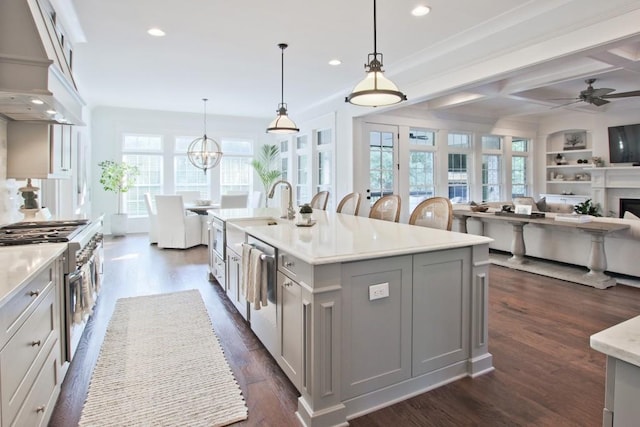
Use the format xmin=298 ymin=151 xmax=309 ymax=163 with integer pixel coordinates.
xmin=195 ymin=199 xmax=212 ymax=206
xmin=471 ymin=205 xmax=489 ymax=212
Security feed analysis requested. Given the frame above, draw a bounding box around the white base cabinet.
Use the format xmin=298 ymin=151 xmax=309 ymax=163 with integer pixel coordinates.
xmin=0 ymin=254 xmax=64 ymax=427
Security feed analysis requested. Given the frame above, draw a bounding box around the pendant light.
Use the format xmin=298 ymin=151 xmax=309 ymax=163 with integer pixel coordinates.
xmin=346 ymin=0 xmax=407 ymax=107
xmin=187 ymin=98 xmax=223 ymax=174
xmin=266 ymin=43 xmax=299 ymax=134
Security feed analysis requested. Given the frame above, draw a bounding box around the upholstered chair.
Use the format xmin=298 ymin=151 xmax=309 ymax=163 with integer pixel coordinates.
xmin=155 ymin=195 xmax=202 ymax=249
xmin=309 ymin=191 xmax=329 ymax=210
xmin=336 ymin=192 xmax=361 ymax=216
xmin=409 ymin=197 xmax=453 ymax=231
xmin=369 ymin=194 xmax=401 ymax=223
xmin=143 ymin=192 xmax=158 ymax=244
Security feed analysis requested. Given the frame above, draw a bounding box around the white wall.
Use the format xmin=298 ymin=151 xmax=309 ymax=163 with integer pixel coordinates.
xmin=91 ymin=106 xmax=272 ymax=233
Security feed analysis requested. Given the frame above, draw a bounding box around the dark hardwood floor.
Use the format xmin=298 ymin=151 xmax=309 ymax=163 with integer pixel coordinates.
xmin=49 ymin=234 xmax=640 ymax=426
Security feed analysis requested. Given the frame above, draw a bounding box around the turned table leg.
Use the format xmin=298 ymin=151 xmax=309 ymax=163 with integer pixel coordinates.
xmin=455 ymin=215 xmax=470 ymax=233
xmin=582 ymin=229 xmax=616 ymax=289
xmin=508 ymin=221 xmax=527 ymax=264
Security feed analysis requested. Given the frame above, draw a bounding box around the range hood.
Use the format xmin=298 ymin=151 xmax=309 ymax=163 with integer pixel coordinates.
xmin=0 ymin=0 xmax=84 ymax=125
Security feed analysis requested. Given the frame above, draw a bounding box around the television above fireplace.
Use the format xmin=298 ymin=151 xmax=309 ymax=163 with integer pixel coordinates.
xmin=608 ymin=123 xmax=640 ymax=164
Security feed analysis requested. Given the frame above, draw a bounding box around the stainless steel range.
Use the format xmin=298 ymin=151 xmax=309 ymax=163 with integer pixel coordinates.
xmin=0 ymin=217 xmax=104 ymax=362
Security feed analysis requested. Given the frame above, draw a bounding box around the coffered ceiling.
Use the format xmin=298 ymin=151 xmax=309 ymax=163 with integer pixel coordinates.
xmin=60 ymin=0 xmax=640 ymax=121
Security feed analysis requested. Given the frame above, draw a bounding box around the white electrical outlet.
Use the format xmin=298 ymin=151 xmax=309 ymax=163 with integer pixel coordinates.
xmin=369 ymin=282 xmax=389 ymax=301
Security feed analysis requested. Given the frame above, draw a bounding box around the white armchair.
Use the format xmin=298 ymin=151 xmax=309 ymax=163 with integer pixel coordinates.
xmin=155 ymin=195 xmax=202 ymax=249
xmin=143 ymin=193 xmax=158 ymax=244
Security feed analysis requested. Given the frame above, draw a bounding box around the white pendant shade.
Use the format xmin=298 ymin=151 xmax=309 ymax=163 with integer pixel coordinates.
xmin=267 ymin=43 xmax=299 ymax=134
xmin=346 ymin=0 xmax=407 ymax=108
xmin=347 ymin=70 xmax=406 ymax=107
xmin=266 ymin=107 xmax=299 ymax=134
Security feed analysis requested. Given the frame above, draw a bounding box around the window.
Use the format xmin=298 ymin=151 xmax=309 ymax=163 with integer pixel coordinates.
xmin=315 ymin=128 xmax=333 ymax=209
xmin=122 ymin=134 xmax=163 ymax=217
xmin=296 ymin=135 xmax=310 ymax=204
xmin=369 ymin=130 xmax=395 ymax=204
xmin=481 ymin=135 xmax=502 ymax=202
xmin=512 ymin=138 xmax=530 ymax=198
xmin=220 ymin=139 xmax=253 ymax=195
xmin=280 ymin=139 xmax=289 ymax=181
xmin=408 ymin=127 xmax=436 ymax=212
xmin=447 ymin=132 xmax=472 ymax=202
xmin=174 ymin=136 xmax=209 ymax=199
xmin=409 ymin=128 xmax=435 ymax=146
xmin=482 ymin=154 xmax=502 ymax=202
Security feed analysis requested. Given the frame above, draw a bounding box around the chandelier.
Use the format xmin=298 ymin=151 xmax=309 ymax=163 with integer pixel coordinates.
xmin=345 ymin=0 xmax=407 ymax=107
xmin=187 ymin=98 xmax=223 ymax=174
xmin=266 ymin=43 xmax=299 ymax=134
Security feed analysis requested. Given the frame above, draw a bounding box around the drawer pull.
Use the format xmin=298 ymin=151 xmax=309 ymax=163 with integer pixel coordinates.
xmin=284 ymin=261 xmax=294 ymax=267
xmin=284 ymin=281 xmax=292 ymax=287
xmin=30 ymin=340 xmax=41 ymax=347
xmin=36 ymin=405 xmax=45 ymax=413
xmin=29 ymin=289 xmax=41 ymax=297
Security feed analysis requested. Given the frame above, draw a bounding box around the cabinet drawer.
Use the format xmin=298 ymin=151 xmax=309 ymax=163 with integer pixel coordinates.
xmin=278 ymin=251 xmax=312 ymax=284
xmin=0 ymin=267 xmax=54 ymax=349
xmin=10 ymin=344 xmax=60 ymax=427
xmin=1 ymin=285 xmax=58 ymax=425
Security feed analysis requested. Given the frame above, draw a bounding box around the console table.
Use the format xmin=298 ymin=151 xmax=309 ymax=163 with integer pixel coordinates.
xmin=454 ymin=210 xmax=629 ymax=289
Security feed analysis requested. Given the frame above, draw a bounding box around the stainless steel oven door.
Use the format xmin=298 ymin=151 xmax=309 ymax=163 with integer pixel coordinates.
xmin=210 ymin=217 xmax=225 ymax=259
xmin=64 ymin=269 xmax=84 ymax=362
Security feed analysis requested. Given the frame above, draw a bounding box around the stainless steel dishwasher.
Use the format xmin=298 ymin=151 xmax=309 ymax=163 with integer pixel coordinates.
xmin=247 ymin=235 xmax=278 ymax=357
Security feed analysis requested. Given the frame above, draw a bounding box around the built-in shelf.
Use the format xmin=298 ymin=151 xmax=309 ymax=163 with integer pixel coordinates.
xmin=546 ymin=181 xmax=590 ymax=184
xmin=547 ymin=149 xmax=592 ymax=155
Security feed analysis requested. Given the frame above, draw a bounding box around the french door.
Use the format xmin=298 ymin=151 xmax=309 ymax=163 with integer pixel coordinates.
xmin=364 ymin=123 xmax=399 ymax=210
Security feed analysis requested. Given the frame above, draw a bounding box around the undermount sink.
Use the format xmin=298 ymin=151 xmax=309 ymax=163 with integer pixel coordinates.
xmin=226 ymin=217 xmax=282 ymax=229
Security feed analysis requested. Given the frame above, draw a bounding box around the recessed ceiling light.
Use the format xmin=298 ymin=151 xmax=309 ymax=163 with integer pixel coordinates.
xmin=46 ymin=109 xmax=57 ymax=115
xmin=411 ymin=5 xmax=431 ymax=16
xmin=31 ymin=99 xmax=44 ymax=105
xmin=147 ymin=28 xmax=166 ymax=37
xmin=329 ymin=59 xmax=342 ymax=66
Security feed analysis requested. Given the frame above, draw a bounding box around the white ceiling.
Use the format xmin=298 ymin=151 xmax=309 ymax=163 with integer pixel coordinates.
xmin=62 ymin=0 xmax=640 ymax=121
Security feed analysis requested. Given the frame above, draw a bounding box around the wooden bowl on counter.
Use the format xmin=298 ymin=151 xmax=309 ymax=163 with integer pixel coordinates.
xmin=471 ymin=205 xmax=489 ymax=212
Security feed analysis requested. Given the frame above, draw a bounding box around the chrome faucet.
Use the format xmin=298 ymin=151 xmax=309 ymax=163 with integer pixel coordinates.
xmin=268 ymin=180 xmax=296 ymax=220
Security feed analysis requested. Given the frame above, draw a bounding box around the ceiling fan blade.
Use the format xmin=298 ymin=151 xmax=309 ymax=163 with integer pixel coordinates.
xmin=590 ymin=98 xmax=610 ymax=106
xmin=550 ymin=100 xmax=582 ymax=109
xmin=590 ymin=88 xmax=615 ymax=97
xmin=547 ymin=97 xmax=579 ymax=101
xmin=602 ymin=90 xmax=640 ymax=99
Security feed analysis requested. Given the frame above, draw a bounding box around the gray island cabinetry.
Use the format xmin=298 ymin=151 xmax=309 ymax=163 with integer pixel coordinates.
xmin=237 ymin=209 xmax=493 ymax=427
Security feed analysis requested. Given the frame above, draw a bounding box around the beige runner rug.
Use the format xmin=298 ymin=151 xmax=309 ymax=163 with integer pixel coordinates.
xmin=79 ymin=290 xmax=248 ymax=426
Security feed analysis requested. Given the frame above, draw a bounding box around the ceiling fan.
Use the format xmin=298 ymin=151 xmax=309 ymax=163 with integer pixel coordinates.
xmin=552 ymin=78 xmax=640 ymax=107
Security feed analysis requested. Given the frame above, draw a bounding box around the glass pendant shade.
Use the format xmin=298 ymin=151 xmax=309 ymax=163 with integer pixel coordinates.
xmin=267 ymin=43 xmax=299 ymax=134
xmin=187 ymin=98 xmax=223 ymax=174
xmin=266 ymin=104 xmax=299 ymax=134
xmin=346 ymin=0 xmax=407 ymax=107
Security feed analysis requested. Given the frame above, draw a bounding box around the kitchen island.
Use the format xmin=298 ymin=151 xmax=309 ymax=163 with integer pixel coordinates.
xmin=212 ymin=208 xmax=493 ymax=427
xmin=591 ymin=316 xmax=640 ymax=427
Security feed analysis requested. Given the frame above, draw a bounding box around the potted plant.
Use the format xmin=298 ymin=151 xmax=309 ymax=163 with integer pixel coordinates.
xmin=251 ymin=144 xmax=281 ymax=207
xmin=574 ymin=198 xmax=601 ymax=217
xmin=98 ymin=160 xmax=140 ymax=236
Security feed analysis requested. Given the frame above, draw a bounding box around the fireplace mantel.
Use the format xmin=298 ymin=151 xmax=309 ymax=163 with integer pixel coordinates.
xmin=589 ymin=167 xmax=640 ymax=216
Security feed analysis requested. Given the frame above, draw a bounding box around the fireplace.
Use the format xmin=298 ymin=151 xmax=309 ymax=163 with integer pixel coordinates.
xmin=619 ymin=198 xmax=640 ymax=218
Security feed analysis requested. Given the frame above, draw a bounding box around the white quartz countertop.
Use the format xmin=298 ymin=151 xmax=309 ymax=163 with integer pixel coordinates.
xmin=591 ymin=315 xmax=640 ymax=367
xmin=0 ymin=243 xmax=67 ymax=307
xmin=241 ymin=209 xmax=492 ymax=265
xmin=208 ymin=207 xmax=282 ymax=222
